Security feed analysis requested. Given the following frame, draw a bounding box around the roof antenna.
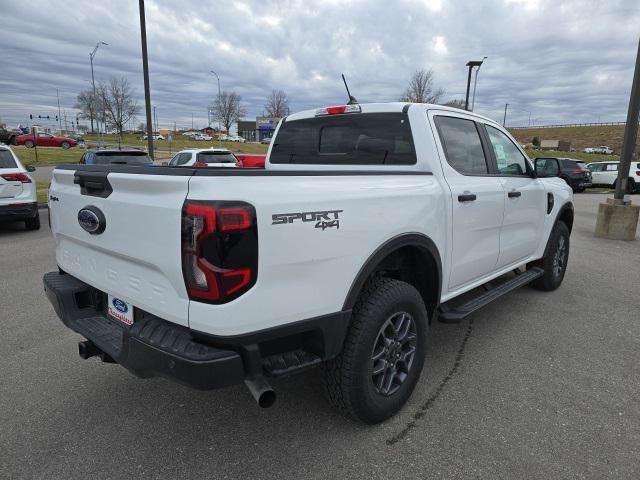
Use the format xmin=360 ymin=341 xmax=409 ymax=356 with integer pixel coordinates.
xmin=341 ymin=74 xmax=358 ymax=105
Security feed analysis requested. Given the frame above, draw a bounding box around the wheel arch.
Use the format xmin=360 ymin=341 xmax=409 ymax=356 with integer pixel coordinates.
xmin=342 ymin=233 xmax=442 ymax=322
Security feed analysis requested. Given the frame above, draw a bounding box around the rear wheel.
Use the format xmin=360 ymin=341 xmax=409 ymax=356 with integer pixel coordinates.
xmin=24 ymin=140 xmax=34 ymax=148
xmin=323 ymin=278 xmax=428 ymax=424
xmin=574 ymin=186 xmax=585 ymax=193
xmin=25 ymin=212 xmax=40 ymax=230
xmin=532 ymin=221 xmax=569 ymax=291
xmin=61 ymin=141 xmax=70 ymax=149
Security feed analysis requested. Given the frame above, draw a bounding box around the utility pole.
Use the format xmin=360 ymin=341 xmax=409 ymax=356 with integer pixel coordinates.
xmin=56 ymin=89 xmax=63 ymax=132
xmin=503 ymin=103 xmax=509 ymax=127
xmin=614 ymin=38 xmax=640 ymax=200
xmin=210 ymin=70 xmax=222 ymax=144
xmin=139 ymin=0 xmax=154 ymax=160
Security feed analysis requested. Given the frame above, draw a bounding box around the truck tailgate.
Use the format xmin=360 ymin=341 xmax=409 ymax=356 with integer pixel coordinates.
xmin=49 ymin=168 xmax=191 ymax=326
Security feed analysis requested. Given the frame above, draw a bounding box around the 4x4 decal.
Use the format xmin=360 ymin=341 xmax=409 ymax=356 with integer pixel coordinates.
xmin=272 ymin=210 xmax=343 ymax=230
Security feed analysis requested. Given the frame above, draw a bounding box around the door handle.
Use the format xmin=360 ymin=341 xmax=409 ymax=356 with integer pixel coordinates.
xmin=458 ymin=193 xmax=477 ymax=202
xmin=508 ymin=191 xmax=522 ymax=198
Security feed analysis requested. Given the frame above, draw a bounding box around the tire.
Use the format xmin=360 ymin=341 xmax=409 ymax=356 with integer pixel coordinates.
xmin=532 ymin=221 xmax=569 ymax=291
xmin=25 ymin=212 xmax=40 ymax=230
xmin=25 ymin=140 xmax=34 ymax=148
xmin=612 ymin=179 xmax=635 ymax=194
xmin=574 ymin=187 xmax=585 ymax=193
xmin=323 ymin=278 xmax=428 ymax=424
xmin=61 ymin=141 xmax=70 ymax=149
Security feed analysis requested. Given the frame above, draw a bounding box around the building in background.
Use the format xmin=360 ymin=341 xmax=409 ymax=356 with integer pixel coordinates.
xmin=238 ymin=120 xmax=256 ymax=142
xmin=256 ymin=116 xmax=280 ymax=141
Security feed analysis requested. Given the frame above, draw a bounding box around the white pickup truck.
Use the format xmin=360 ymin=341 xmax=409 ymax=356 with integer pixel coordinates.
xmin=44 ymin=103 xmax=573 ymax=423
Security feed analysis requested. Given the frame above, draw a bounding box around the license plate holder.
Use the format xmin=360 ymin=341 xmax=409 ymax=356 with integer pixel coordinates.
xmin=107 ymin=295 xmax=134 ymax=326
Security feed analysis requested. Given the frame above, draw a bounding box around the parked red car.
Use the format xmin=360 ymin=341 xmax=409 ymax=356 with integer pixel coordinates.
xmin=15 ymin=132 xmax=78 ymax=149
xmin=235 ymin=154 xmax=266 ymax=168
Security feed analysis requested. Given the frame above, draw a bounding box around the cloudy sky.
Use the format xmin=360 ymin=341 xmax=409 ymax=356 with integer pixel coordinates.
xmin=1 ymin=0 xmax=639 ymax=131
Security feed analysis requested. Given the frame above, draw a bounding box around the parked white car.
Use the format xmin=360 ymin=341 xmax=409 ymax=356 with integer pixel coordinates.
xmin=584 ymin=146 xmax=613 ymax=155
xmin=0 ymin=144 xmax=40 ymax=229
xmin=142 ymin=134 xmax=165 ymax=141
xmin=194 ymin=134 xmax=213 ymax=141
xmin=588 ymin=161 xmax=640 ymax=193
xmin=182 ymin=131 xmax=199 ymax=137
xmin=228 ymin=135 xmax=246 ymax=143
xmin=167 ymin=148 xmax=237 ymax=167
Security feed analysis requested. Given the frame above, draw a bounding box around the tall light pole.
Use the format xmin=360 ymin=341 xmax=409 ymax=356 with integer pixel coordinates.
xmin=470 ymin=56 xmax=487 ymax=111
xmin=139 ymin=0 xmax=154 ymax=160
xmin=210 ymin=70 xmax=222 ymax=141
xmin=465 ymin=60 xmax=483 ymax=111
xmin=90 ymin=41 xmax=108 ymax=147
xmin=503 ymin=103 xmax=509 ymax=127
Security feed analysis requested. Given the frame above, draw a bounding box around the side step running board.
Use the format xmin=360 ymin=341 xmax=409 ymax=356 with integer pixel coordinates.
xmin=262 ymin=349 xmax=322 ymax=377
xmin=439 ymin=267 xmax=544 ymax=323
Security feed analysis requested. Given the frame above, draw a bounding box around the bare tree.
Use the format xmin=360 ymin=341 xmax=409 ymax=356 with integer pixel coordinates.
xmin=75 ymin=89 xmax=99 ymax=133
xmin=443 ymin=99 xmax=466 ymax=110
xmin=264 ymin=89 xmax=290 ymax=117
xmin=211 ymin=91 xmax=246 ymax=134
xmin=98 ymin=77 xmax=140 ymax=136
xmin=400 ymin=69 xmax=445 ymax=104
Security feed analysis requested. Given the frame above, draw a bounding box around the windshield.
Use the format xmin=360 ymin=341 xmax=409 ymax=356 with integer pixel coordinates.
xmin=270 ymin=112 xmax=416 ymax=165
xmin=196 ymin=152 xmax=237 ymax=164
xmin=93 ymin=151 xmax=152 ymax=165
xmin=0 ymin=150 xmax=18 ymax=168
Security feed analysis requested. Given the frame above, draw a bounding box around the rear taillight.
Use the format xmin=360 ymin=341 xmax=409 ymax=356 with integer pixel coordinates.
xmin=1 ymin=173 xmax=32 ymax=183
xmin=636 ymin=171 xmax=640 ymax=176
xmin=193 ymin=161 xmax=208 ymax=167
xmin=181 ymin=200 xmax=258 ymax=303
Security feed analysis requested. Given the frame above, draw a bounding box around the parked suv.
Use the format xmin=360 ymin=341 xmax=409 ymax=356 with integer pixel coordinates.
xmin=588 ymin=161 xmax=640 ymax=193
xmin=536 ymin=157 xmax=591 ymax=193
xmin=168 ymin=148 xmax=237 ymax=167
xmin=0 ymin=145 xmax=39 ymax=230
xmin=80 ymin=149 xmax=152 ymax=165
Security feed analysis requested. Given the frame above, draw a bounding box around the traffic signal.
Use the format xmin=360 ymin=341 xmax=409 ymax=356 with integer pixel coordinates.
xmin=30 ymin=114 xmax=33 ymax=119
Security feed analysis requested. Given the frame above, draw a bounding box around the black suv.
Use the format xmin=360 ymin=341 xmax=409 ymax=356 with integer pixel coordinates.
xmin=537 ymin=157 xmax=592 ymax=193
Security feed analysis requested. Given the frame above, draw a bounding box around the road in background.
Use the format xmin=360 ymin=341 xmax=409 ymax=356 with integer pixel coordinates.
xmin=0 ymin=195 xmax=638 ymax=479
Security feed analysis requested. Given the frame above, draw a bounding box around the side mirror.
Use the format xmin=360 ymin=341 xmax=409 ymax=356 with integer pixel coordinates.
xmin=25 ymin=165 xmax=36 ymax=172
xmin=534 ymin=158 xmax=560 ymax=178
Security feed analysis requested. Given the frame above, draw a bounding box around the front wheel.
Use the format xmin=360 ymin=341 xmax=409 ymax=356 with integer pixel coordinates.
xmin=532 ymin=221 xmax=570 ymax=291
xmin=323 ymin=278 xmax=428 ymax=424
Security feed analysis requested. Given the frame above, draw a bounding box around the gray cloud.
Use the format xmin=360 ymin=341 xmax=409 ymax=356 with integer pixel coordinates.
xmin=0 ymin=0 xmax=638 ymax=129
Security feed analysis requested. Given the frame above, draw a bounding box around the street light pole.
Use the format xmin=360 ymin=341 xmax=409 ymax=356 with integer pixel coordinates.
xmin=470 ymin=56 xmax=487 ymax=111
xmin=90 ymin=41 xmax=108 ymax=147
xmin=465 ymin=60 xmax=484 ymax=111
xmin=503 ymin=103 xmax=509 ymax=127
xmin=139 ymin=0 xmax=154 ymax=160
xmin=614 ymin=37 xmax=640 ymax=200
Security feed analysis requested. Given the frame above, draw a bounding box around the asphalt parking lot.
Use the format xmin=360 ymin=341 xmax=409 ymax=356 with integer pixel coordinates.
xmin=1 ymin=194 xmax=639 ymax=479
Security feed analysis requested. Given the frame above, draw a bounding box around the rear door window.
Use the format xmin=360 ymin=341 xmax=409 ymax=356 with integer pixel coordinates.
xmin=93 ymin=151 xmax=152 ymax=165
xmin=270 ymin=113 xmax=416 ymax=165
xmin=0 ymin=150 xmax=18 ymax=168
xmin=434 ymin=116 xmax=489 ymax=175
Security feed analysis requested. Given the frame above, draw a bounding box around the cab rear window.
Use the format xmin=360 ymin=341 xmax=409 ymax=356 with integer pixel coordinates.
xmin=270 ymin=113 xmax=416 ymax=165
xmin=0 ymin=150 xmax=18 ymax=168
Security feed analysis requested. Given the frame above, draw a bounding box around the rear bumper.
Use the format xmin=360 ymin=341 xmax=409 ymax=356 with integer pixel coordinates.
xmin=43 ymin=271 xmax=350 ymax=390
xmin=43 ymin=271 xmax=244 ymax=390
xmin=0 ymin=202 xmax=38 ymax=221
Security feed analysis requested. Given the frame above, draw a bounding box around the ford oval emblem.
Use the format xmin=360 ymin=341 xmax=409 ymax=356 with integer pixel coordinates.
xmin=78 ymin=206 xmax=106 ymax=234
xmin=112 ymin=298 xmax=128 ymax=313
